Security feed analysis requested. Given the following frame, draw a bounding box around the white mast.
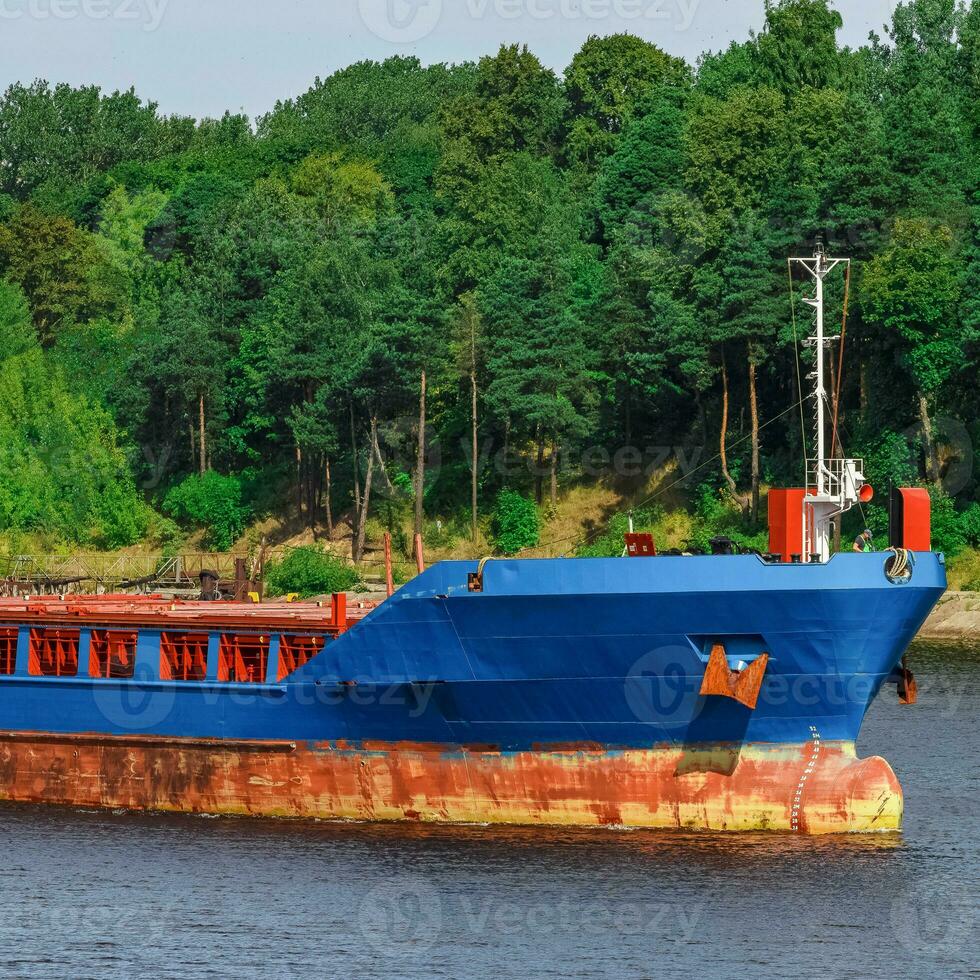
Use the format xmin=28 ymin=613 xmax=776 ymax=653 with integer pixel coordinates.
xmin=789 ymin=243 xmax=866 ymax=562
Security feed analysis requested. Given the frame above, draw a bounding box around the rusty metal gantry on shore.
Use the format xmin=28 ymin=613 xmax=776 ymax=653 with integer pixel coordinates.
xmin=0 ymin=553 xmax=265 ymax=598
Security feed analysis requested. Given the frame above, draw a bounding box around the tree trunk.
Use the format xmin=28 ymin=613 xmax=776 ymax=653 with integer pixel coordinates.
xmin=828 ymin=346 xmax=839 ymax=458
xmin=324 ymin=458 xmax=333 ymax=537
xmin=309 ymin=465 xmax=318 ymax=529
xmin=624 ymin=379 xmax=633 ymax=446
xmin=471 ymin=366 xmax=479 ymax=545
xmin=372 ymin=429 xmax=396 ymax=494
xmin=694 ymin=391 xmax=707 ymax=447
xmin=719 ymin=352 xmax=737 ymax=495
xmin=918 ymin=391 xmax=940 ymax=486
xmin=534 ymin=427 xmax=545 ymax=505
xmin=859 ymin=360 xmax=869 ymax=416
xmin=549 ymin=439 xmax=559 ymax=509
xmin=350 ymin=401 xmax=361 ymax=537
xmin=353 ymin=421 xmax=377 ymax=563
xmin=748 ymin=355 xmax=760 ymax=524
xmin=198 ymin=393 xmax=206 ymax=476
xmin=295 ymin=444 xmax=304 ymax=520
xmin=414 ymin=368 xmax=426 ymax=559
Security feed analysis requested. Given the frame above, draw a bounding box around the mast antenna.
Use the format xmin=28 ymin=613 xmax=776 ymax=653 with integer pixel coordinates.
xmin=788 ymin=245 xmax=867 ymax=562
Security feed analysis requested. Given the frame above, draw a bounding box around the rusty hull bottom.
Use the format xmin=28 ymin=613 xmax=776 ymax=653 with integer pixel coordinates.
xmin=0 ymin=733 xmax=902 ymax=834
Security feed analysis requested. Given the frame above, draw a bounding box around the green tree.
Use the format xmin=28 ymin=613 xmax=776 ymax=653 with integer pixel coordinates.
xmin=0 ymin=347 xmax=147 ymax=546
xmin=291 ymin=151 xmax=393 ymax=225
xmin=0 ymin=205 xmax=124 ymax=344
xmin=0 ymin=279 xmax=35 ymax=357
xmin=163 ymin=471 xmax=250 ymax=551
xmin=756 ymin=0 xmax=843 ymax=92
xmin=443 ymin=45 xmax=565 ymax=163
xmin=480 ymin=225 xmax=600 ymax=506
xmin=685 ymin=86 xmax=790 ymax=222
xmin=683 ymin=85 xmax=791 ymax=501
xmin=564 ymin=34 xmax=690 ymax=169
xmin=695 ymin=42 xmax=761 ymax=99
xmin=436 ymin=44 xmax=566 ymax=246
xmin=861 ymin=217 xmax=963 ymax=484
xmin=0 ymin=81 xmax=175 ymax=202
xmin=877 ymin=0 xmax=969 ymax=219
xmin=97 ymin=182 xmax=170 ymax=274
xmin=593 ymin=84 xmax=688 ymax=236
xmin=167 ymin=279 xmax=227 ymax=474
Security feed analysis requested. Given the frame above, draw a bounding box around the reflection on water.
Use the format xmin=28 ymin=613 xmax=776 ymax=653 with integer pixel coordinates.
xmin=0 ymin=641 xmax=976 ymax=979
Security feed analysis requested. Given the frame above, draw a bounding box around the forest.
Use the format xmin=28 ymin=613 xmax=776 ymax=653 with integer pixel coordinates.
xmin=0 ymin=0 xmax=979 ymax=583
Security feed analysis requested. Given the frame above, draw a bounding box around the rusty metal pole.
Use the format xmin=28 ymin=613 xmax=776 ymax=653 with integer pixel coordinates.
xmin=331 ymin=592 xmax=348 ymax=630
xmin=234 ymin=558 xmax=247 ymax=602
xmin=383 ymin=532 xmax=394 ymax=598
xmin=414 ymin=534 xmax=425 ymax=575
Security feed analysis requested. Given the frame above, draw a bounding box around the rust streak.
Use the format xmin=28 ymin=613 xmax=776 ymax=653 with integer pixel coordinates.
xmin=0 ymin=735 xmax=902 ymax=834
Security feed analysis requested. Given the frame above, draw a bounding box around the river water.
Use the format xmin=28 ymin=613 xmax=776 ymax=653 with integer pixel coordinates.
xmin=0 ymin=641 xmax=976 ymax=980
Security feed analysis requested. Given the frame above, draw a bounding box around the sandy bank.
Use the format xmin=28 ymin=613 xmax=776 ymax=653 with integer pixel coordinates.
xmin=919 ymin=591 xmax=980 ymax=639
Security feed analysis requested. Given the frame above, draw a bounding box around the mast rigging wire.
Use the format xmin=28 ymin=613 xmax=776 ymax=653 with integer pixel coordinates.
xmin=787 ymin=260 xmax=808 ymax=473
xmin=521 ymin=398 xmax=808 ymax=557
xmin=830 ymin=261 xmax=851 ymax=461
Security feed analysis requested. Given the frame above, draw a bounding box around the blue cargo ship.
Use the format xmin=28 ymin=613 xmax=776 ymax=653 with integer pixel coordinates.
xmin=0 ymin=246 xmax=946 ymax=833
xmin=0 ymin=551 xmax=944 ymax=832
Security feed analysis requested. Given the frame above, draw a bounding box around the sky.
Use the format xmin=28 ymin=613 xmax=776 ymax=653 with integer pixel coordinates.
xmin=0 ymin=0 xmax=900 ymax=120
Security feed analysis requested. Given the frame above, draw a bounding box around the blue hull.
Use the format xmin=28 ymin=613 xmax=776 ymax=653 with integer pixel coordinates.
xmin=0 ymin=553 xmax=945 ymax=746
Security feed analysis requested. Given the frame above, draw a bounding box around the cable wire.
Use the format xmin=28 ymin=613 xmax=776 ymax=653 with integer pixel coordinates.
xmin=830 ymin=261 xmax=851 ymax=460
xmin=519 ymin=398 xmax=808 ymax=558
xmin=787 ymin=260 xmax=808 ymax=466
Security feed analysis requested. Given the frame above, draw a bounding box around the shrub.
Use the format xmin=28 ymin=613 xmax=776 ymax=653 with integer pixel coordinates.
xmin=687 ymin=485 xmax=768 ymax=554
xmin=239 ymin=464 xmax=291 ymax=519
xmin=362 ymin=516 xmax=387 ymax=545
xmin=145 ymin=512 xmax=185 ymax=555
xmin=693 ymin=483 xmax=730 ymax=526
xmin=92 ymin=486 xmax=150 ymax=549
xmin=577 ymin=506 xmax=665 ymax=558
xmin=264 ymin=545 xmax=362 ymax=598
xmin=960 ymin=503 xmax=980 ymax=548
xmin=928 ymin=488 xmax=967 ymax=557
xmin=163 ymin=471 xmax=251 ymax=551
xmin=424 ymin=512 xmax=469 ymax=550
xmin=491 ymin=490 xmax=539 ymax=555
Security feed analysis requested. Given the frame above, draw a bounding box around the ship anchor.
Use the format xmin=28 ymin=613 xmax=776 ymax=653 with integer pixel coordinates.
xmin=699 ymin=644 xmax=770 ymax=710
